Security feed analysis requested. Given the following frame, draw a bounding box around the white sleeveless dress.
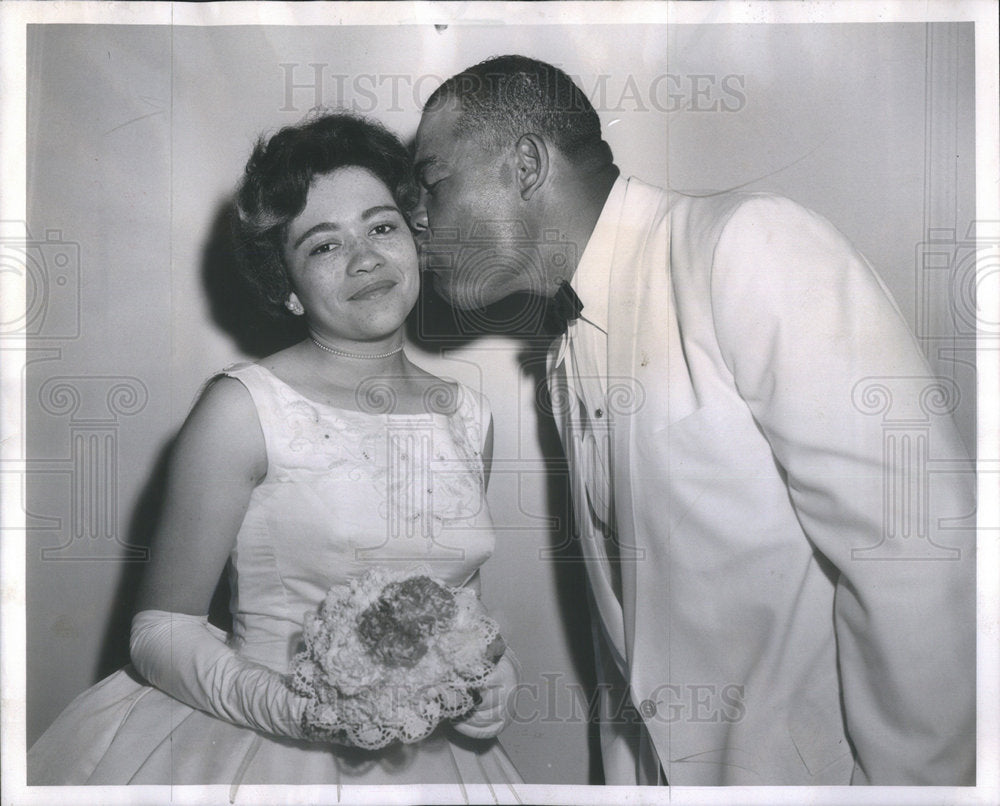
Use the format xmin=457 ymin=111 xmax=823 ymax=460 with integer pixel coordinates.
xmin=28 ymin=363 xmax=522 ymax=790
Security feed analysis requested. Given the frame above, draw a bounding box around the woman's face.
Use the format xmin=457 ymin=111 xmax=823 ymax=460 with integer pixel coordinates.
xmin=283 ymin=166 xmax=419 ymax=346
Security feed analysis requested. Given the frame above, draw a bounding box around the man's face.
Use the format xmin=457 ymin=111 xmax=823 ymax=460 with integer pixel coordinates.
xmin=413 ymin=105 xmax=533 ymax=310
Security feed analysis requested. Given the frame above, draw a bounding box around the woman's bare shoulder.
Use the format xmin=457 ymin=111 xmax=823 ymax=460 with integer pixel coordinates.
xmin=175 ymin=374 xmax=266 ymax=480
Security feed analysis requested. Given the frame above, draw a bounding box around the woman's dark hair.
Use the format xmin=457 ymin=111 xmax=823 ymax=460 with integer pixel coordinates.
xmin=233 ymin=110 xmax=418 ymax=318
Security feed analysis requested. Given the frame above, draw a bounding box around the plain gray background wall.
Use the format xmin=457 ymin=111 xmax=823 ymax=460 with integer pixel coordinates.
xmin=24 ymin=21 xmax=974 ymax=784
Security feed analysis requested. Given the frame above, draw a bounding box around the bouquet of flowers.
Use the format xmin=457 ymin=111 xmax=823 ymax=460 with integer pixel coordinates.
xmin=289 ymin=566 xmax=506 ymax=750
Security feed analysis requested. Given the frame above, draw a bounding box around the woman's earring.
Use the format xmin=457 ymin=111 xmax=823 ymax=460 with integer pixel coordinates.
xmin=285 ymin=298 xmax=304 ymax=315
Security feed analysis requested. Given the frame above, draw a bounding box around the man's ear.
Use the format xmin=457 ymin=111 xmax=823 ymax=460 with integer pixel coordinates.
xmin=514 ymin=134 xmax=549 ymax=201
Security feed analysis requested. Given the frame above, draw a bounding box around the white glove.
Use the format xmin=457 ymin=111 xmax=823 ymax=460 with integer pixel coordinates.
xmin=130 ymin=609 xmax=309 ymax=740
xmin=452 ymin=648 xmax=521 ymax=740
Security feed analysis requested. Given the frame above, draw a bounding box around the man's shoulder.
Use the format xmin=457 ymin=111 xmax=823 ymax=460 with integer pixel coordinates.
xmin=621 ymin=177 xmax=811 ymax=232
xmin=670 ymin=188 xmax=811 ymax=232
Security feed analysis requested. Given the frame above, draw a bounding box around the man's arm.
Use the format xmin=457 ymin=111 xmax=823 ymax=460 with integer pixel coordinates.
xmin=709 ymin=195 xmax=975 ymax=784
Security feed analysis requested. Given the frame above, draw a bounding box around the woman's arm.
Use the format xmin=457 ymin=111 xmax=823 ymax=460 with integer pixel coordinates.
xmin=130 ymin=375 xmax=309 ymax=740
xmin=136 ymin=376 xmax=266 ymax=614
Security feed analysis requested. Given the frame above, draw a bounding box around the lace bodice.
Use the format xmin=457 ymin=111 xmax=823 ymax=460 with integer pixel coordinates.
xmin=219 ymin=363 xmax=496 ymax=671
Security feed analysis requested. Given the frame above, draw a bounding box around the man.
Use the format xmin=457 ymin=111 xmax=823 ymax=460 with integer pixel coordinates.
xmin=412 ymin=55 xmax=975 ymax=786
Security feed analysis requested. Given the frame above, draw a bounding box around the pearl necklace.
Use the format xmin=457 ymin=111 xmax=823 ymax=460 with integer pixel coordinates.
xmin=310 ymin=336 xmax=404 ymax=360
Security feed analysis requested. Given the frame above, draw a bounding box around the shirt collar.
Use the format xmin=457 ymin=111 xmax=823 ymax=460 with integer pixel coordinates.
xmin=567 ymin=175 xmax=627 ymax=335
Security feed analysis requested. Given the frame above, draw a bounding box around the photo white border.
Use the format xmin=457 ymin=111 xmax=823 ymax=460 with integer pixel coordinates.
xmin=2 ymin=2 xmax=997 ymax=805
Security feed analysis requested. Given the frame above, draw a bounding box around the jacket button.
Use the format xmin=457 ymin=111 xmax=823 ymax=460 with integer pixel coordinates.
xmin=639 ymin=698 xmax=657 ymax=718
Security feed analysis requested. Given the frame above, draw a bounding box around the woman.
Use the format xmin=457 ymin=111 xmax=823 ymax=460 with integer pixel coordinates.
xmin=28 ymin=111 xmax=522 ymax=788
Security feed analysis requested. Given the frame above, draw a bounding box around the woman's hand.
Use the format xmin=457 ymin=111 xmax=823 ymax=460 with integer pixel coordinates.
xmin=452 ymin=650 xmax=521 ymax=740
xmin=453 ymin=571 xmax=520 ymax=739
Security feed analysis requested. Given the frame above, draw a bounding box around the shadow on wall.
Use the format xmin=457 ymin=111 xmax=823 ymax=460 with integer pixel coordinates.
xmin=95 ymin=435 xmax=235 ymax=679
xmin=518 ymin=341 xmax=604 ymax=786
xmin=95 ymin=437 xmax=170 ymax=679
xmin=202 ymin=198 xmax=308 ymax=357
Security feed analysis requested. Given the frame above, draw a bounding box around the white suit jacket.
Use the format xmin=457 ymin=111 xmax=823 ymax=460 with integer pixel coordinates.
xmin=554 ymin=177 xmax=976 ymax=785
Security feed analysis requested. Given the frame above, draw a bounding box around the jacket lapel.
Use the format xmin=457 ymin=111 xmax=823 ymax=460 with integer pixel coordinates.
xmin=605 ymin=178 xmax=672 ymax=659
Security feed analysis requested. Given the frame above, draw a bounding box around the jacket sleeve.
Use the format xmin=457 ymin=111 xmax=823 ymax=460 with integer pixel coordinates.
xmin=708 ymin=195 xmax=975 ymax=784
